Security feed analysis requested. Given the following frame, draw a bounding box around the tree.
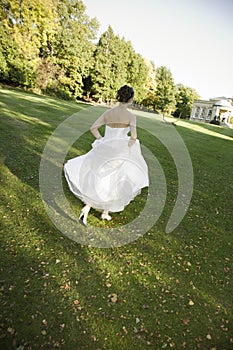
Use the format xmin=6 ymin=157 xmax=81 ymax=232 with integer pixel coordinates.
xmin=47 ymin=0 xmax=98 ymax=98
xmin=0 ymin=0 xmax=98 ymax=97
xmin=0 ymin=0 xmax=61 ymax=88
xmin=154 ymin=66 xmax=176 ymax=116
xmin=174 ymin=84 xmax=200 ymax=118
xmin=0 ymin=19 xmax=36 ymax=87
xmin=1 ymin=0 xmax=58 ymax=61
xmin=89 ymin=26 xmax=148 ymax=102
xmin=89 ymin=26 xmax=128 ymax=101
xmin=127 ymin=49 xmax=148 ymax=103
xmin=141 ymin=59 xmax=157 ymax=109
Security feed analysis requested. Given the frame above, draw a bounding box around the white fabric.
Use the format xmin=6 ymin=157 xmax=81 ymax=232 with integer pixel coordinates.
xmin=64 ymin=125 xmax=149 ymax=212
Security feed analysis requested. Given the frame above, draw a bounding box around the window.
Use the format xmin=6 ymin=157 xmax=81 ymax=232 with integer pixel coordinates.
xmin=200 ymin=108 xmax=206 ymax=119
xmin=206 ymin=109 xmax=212 ymax=120
xmin=194 ymin=107 xmax=200 ymax=118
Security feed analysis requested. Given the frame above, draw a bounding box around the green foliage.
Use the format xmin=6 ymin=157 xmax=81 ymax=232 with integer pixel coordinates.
xmin=141 ymin=59 xmax=157 ymax=109
xmin=0 ymin=26 xmax=11 ymax=80
xmin=89 ymin=26 xmax=148 ymax=102
xmin=0 ymin=24 xmax=36 ymax=87
xmin=174 ymin=84 xmax=200 ymax=118
xmin=154 ymin=66 xmax=176 ymax=115
xmin=0 ymin=0 xmax=98 ymax=97
xmin=89 ymin=26 xmax=120 ymax=100
xmin=52 ymin=0 xmax=98 ymax=98
xmin=127 ymin=51 xmax=148 ymax=103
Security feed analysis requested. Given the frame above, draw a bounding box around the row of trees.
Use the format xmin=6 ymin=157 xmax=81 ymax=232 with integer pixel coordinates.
xmin=0 ymin=0 xmax=200 ymax=116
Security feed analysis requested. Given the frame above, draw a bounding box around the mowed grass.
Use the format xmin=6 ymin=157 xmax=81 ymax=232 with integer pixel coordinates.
xmin=0 ymin=85 xmax=232 ymax=350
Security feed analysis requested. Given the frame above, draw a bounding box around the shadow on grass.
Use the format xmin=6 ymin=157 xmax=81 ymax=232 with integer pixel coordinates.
xmin=174 ymin=119 xmax=233 ymax=141
xmin=0 ymin=85 xmax=88 ymax=117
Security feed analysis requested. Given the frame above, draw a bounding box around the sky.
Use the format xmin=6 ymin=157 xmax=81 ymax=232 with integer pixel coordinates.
xmin=83 ymin=0 xmax=233 ymax=100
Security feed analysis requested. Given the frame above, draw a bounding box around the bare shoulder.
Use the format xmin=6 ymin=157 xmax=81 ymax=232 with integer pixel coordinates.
xmin=128 ymin=109 xmax=136 ymax=117
xmin=128 ymin=110 xmax=136 ymax=122
xmin=99 ymin=108 xmax=113 ymax=121
xmin=103 ymin=107 xmax=115 ymax=120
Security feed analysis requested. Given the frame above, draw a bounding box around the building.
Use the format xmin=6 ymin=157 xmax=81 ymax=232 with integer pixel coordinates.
xmin=190 ymin=97 xmax=233 ymax=127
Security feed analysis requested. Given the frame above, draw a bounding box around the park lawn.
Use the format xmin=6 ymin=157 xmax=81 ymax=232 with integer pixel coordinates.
xmin=0 ymin=85 xmax=232 ymax=350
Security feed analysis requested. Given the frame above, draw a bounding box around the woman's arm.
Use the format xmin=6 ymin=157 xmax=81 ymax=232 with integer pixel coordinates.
xmin=90 ymin=113 xmax=106 ymax=139
xmin=128 ymin=114 xmax=137 ymax=147
xmin=129 ymin=114 xmax=137 ymax=138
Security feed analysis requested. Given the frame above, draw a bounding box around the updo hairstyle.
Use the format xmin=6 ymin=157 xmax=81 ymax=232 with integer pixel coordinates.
xmin=116 ymin=85 xmax=134 ymax=103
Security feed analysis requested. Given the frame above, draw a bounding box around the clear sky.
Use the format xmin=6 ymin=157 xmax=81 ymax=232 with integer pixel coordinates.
xmin=83 ymin=0 xmax=233 ymax=100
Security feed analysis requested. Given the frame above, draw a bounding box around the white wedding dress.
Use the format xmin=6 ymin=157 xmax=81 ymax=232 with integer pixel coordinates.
xmin=64 ymin=125 xmax=149 ymax=212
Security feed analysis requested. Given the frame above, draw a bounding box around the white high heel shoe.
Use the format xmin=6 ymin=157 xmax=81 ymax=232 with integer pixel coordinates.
xmin=101 ymin=211 xmax=112 ymax=221
xmin=79 ymin=206 xmax=90 ymax=226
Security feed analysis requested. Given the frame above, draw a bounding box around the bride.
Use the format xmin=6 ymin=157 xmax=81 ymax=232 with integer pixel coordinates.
xmin=64 ymin=85 xmax=149 ymax=226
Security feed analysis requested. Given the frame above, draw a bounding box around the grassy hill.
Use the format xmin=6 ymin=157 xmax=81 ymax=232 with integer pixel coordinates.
xmin=0 ymin=86 xmax=232 ymax=349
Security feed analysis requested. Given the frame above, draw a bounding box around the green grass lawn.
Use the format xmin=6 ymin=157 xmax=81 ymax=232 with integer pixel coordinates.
xmin=0 ymin=85 xmax=232 ymax=350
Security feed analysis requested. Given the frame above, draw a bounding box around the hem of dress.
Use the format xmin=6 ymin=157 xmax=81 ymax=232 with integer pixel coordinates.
xmin=64 ymin=167 xmax=148 ymax=212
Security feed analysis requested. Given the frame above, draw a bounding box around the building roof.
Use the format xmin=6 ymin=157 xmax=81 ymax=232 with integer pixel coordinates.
xmin=212 ymin=99 xmax=232 ymax=107
xmin=194 ymin=97 xmax=233 ymax=107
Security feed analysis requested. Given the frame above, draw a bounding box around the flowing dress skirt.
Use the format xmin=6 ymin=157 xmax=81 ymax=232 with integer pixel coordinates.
xmin=64 ymin=126 xmax=149 ymax=212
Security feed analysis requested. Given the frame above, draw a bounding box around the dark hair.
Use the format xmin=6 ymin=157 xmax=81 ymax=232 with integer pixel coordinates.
xmin=116 ymin=85 xmax=134 ymax=103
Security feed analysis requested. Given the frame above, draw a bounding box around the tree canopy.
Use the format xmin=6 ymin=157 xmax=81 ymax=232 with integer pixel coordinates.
xmin=154 ymin=66 xmax=176 ymax=115
xmin=174 ymin=84 xmax=200 ymax=118
xmin=88 ymin=26 xmax=148 ymax=103
xmin=0 ymin=0 xmax=199 ymax=114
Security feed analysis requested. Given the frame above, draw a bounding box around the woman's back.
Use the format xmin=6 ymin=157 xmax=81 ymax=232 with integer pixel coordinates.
xmin=105 ymin=105 xmax=135 ymax=128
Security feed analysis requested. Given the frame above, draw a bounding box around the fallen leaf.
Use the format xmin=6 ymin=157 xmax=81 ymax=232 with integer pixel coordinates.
xmin=7 ymin=327 xmax=14 ymax=335
xmin=64 ymin=283 xmax=71 ymax=291
xmin=108 ymin=293 xmax=118 ymax=303
xmin=182 ymin=318 xmax=190 ymax=325
xmin=122 ymin=326 xmax=128 ymax=334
